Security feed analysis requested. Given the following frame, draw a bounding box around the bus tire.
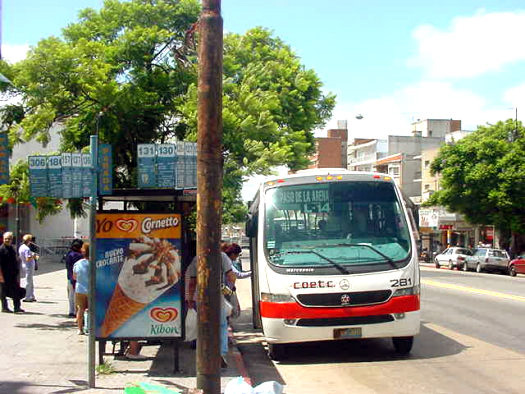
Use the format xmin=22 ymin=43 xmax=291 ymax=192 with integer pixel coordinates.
xmin=392 ymin=336 xmax=413 ymax=354
xmin=268 ymin=343 xmax=286 ymax=361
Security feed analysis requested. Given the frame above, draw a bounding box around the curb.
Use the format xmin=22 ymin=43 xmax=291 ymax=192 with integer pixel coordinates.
xmin=230 ymin=332 xmax=252 ymax=386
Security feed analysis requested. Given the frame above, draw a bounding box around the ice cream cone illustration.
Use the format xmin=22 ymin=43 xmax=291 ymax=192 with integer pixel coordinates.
xmin=100 ymin=236 xmax=181 ymax=337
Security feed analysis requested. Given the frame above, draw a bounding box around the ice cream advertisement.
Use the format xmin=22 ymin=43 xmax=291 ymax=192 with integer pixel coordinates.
xmin=95 ymin=213 xmax=182 ymax=339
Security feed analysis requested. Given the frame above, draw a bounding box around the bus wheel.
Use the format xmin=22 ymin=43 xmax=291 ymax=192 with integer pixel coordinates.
xmin=268 ymin=343 xmax=286 ymax=361
xmin=392 ymin=336 xmax=414 ymax=354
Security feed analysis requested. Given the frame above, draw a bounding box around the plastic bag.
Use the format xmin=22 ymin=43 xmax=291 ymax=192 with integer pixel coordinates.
xmin=224 ymin=377 xmax=254 ymax=394
xmin=185 ymin=308 xmax=197 ymax=342
xmin=222 ymin=295 xmax=233 ymax=317
xmin=225 ymin=377 xmax=284 ymax=394
xmin=228 ymin=292 xmax=241 ymax=320
xmin=253 ymin=381 xmax=284 ymax=394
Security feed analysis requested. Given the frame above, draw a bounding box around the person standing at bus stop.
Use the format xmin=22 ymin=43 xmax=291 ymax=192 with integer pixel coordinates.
xmin=19 ymin=234 xmax=37 ymax=302
xmin=65 ymin=239 xmax=83 ymax=317
xmin=0 ymin=232 xmax=24 ymax=313
xmin=186 ymin=244 xmax=236 ymax=368
xmin=73 ymin=243 xmax=90 ymax=335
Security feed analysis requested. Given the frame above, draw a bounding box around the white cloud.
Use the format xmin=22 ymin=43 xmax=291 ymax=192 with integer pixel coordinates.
xmin=408 ymin=10 xmax=525 ymax=79
xmin=2 ymin=44 xmax=30 ymax=63
xmin=325 ymin=81 xmax=490 ymax=139
xmin=503 ymin=83 xmax=525 ymax=113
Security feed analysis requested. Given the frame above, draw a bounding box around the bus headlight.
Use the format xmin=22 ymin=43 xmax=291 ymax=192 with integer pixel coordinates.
xmin=392 ymin=285 xmax=420 ymax=297
xmin=261 ymin=292 xmax=295 ymax=303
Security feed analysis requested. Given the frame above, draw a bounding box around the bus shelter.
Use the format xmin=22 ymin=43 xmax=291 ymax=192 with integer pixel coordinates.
xmin=95 ymin=188 xmax=196 ymax=371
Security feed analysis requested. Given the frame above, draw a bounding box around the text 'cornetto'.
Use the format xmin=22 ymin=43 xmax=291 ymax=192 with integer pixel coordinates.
xmin=141 ymin=216 xmax=179 ymax=234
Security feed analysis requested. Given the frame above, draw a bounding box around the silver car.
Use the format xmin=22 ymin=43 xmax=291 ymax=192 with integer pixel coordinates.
xmin=465 ymin=248 xmax=510 ymax=273
xmin=434 ymin=247 xmax=472 ymax=270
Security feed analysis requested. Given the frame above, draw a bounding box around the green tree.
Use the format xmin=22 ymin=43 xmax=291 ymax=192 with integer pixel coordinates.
xmin=427 ymin=120 xmax=525 ymax=237
xmin=1 ymin=1 xmax=334 ymax=222
xmin=178 ymin=27 xmax=335 ymax=219
xmin=0 ymin=160 xmax=62 ymax=222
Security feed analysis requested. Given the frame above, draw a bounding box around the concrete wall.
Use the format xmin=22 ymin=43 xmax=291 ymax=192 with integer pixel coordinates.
xmin=400 ymin=156 xmax=422 ymax=198
xmin=421 ymin=147 xmax=441 ymax=201
xmin=388 ymin=135 xmax=443 ymax=156
xmin=411 ymin=119 xmax=461 ymax=138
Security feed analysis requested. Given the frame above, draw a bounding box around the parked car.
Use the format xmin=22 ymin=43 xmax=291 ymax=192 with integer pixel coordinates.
xmin=434 ymin=247 xmax=472 ymax=270
xmin=508 ymin=255 xmax=525 ymax=276
xmin=465 ymin=248 xmax=510 ymax=273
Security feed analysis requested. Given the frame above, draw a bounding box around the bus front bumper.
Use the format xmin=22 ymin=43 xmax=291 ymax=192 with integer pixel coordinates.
xmin=262 ymin=310 xmax=420 ymax=344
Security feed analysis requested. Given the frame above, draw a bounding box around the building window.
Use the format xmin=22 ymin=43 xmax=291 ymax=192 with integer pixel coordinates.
xmin=388 ymin=165 xmax=400 ymax=176
xmin=424 ymin=160 xmax=430 ymax=169
xmin=424 ymin=184 xmax=430 ymax=191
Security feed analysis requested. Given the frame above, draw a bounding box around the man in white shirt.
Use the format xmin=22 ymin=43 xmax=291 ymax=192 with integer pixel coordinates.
xmin=19 ymin=234 xmax=37 ymax=302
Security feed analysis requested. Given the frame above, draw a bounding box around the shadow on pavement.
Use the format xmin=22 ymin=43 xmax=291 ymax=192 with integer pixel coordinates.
xmin=275 ymin=321 xmax=468 ymax=366
xmin=34 ymin=258 xmax=66 ymax=276
xmin=15 ymin=319 xmax=77 ymax=331
xmin=148 ymin=340 xmax=240 ymax=378
xmin=231 ymin=307 xmax=286 ymax=387
xmin=0 ymin=380 xmax=90 ymax=394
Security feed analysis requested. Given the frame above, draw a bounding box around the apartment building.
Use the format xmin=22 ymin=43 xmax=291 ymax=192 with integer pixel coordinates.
xmin=347 ymin=138 xmax=388 ymax=172
xmin=411 ymin=118 xmax=461 ymax=138
xmin=309 ymin=121 xmax=348 ymax=169
xmin=375 ymin=152 xmax=421 ymax=198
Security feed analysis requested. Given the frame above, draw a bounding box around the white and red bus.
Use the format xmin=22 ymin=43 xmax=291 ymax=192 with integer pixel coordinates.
xmin=246 ymin=169 xmax=420 ymax=359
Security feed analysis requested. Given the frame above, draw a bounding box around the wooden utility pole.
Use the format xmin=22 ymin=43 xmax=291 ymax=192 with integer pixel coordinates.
xmin=196 ymin=1 xmax=223 ymax=393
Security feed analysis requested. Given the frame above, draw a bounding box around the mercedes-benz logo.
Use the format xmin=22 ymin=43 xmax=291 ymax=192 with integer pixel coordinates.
xmin=341 ymin=294 xmax=351 ymax=305
xmin=339 ymin=279 xmax=350 ymax=290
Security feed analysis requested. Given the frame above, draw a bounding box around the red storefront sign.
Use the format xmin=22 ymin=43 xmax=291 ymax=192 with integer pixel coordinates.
xmin=439 ymin=224 xmax=453 ymax=230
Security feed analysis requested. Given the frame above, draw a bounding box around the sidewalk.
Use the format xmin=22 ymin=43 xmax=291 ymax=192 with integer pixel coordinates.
xmin=0 ymin=259 xmax=248 ymax=394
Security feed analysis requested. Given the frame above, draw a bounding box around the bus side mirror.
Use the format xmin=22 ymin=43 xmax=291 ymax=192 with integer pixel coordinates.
xmin=246 ymin=214 xmax=258 ymax=237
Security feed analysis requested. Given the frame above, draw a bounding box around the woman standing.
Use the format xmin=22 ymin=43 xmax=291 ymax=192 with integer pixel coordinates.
xmin=73 ymin=243 xmax=90 ymax=335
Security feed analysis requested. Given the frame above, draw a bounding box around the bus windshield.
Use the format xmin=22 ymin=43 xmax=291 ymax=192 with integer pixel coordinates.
xmin=264 ymin=181 xmax=411 ymax=269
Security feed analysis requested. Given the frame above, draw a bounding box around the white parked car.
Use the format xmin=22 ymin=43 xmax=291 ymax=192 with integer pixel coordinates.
xmin=464 ymin=248 xmax=510 ymax=274
xmin=434 ymin=247 xmax=473 ymax=270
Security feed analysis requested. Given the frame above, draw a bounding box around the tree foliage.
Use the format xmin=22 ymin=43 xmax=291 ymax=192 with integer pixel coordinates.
xmin=427 ymin=120 xmax=525 ymax=234
xmin=1 ymin=0 xmax=334 ymax=223
xmin=178 ymin=27 xmax=335 ymax=219
xmin=0 ymin=160 xmax=63 ymax=222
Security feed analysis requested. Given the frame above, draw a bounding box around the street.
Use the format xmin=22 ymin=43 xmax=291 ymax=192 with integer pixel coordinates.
xmin=233 ymin=261 xmax=525 ymax=394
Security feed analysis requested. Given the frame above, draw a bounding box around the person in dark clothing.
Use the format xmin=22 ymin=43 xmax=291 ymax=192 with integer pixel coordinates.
xmin=0 ymin=232 xmax=24 ymax=313
xmin=65 ymin=239 xmax=83 ymax=317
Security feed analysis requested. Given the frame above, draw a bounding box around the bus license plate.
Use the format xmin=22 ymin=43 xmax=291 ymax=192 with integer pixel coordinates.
xmin=334 ymin=327 xmax=362 ymax=339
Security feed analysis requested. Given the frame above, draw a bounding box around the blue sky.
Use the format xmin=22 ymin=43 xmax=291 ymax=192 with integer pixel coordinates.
xmin=3 ymin=0 xmax=525 ymax=198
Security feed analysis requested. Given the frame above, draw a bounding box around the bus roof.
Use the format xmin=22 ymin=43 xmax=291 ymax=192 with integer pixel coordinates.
xmin=263 ymin=168 xmax=390 ymax=183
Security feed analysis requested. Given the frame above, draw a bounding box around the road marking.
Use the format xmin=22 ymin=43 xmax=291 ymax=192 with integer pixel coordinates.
xmin=422 ymin=279 xmax=525 ymax=302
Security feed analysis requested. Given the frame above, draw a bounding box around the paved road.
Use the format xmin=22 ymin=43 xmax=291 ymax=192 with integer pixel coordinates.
xmin=421 ymin=266 xmax=525 ymax=354
xmin=233 ymin=262 xmax=525 ymax=393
